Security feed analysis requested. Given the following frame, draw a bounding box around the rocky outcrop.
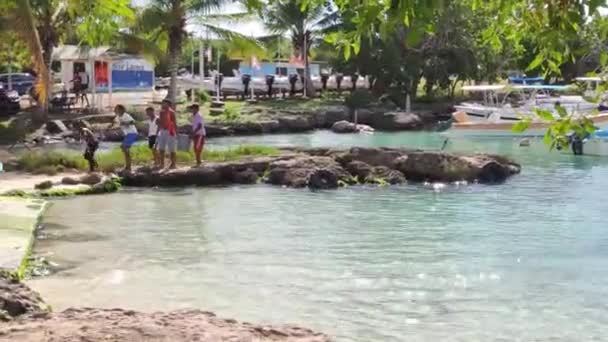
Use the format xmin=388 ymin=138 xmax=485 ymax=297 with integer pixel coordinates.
xmin=266 ymin=156 xmax=349 ymax=188
xmin=0 ymin=274 xmax=330 ymax=341
xmin=121 ymin=147 xmax=520 ymax=190
xmin=330 ymin=121 xmax=374 ymax=134
xmin=370 ymin=112 xmax=424 ymax=131
xmin=0 ymin=273 xmax=48 ymax=321
xmin=0 ymin=308 xmax=331 ymax=341
xmin=393 ymin=152 xmax=521 ymax=183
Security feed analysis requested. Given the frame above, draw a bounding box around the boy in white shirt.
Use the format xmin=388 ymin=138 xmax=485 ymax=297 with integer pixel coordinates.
xmin=108 ymin=104 xmax=138 ymax=172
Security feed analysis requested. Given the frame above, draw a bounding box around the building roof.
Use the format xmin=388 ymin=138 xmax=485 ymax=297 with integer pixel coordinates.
xmin=51 ymin=45 xmax=141 ymax=61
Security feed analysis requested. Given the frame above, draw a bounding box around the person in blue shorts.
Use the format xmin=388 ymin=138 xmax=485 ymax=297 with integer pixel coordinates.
xmin=108 ymin=104 xmax=139 ymax=172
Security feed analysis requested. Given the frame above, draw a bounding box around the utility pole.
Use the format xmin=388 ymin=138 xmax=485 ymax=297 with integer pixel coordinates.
xmin=302 ymin=37 xmax=307 ymax=98
xmin=7 ymin=50 xmax=12 ymax=91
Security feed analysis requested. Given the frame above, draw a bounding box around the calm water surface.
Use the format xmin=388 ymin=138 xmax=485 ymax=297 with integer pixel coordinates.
xmin=30 ymin=131 xmax=608 ymax=341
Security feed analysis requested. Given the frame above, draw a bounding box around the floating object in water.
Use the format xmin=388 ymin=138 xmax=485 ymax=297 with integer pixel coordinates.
xmin=519 ymin=138 xmax=531 ymax=147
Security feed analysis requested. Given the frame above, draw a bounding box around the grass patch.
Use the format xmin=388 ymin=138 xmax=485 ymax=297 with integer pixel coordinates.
xmin=14 ymin=144 xmax=281 ymax=174
xmin=16 ymin=150 xmax=88 ymax=174
xmin=256 ymin=97 xmax=343 ymax=111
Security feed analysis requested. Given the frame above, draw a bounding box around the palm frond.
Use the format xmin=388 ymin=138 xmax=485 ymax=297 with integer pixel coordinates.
xmin=202 ymin=23 xmax=267 ymax=58
xmin=117 ymin=32 xmax=165 ymax=62
xmin=189 ymin=0 xmax=225 ymax=15
xmin=14 ymin=0 xmax=49 ymax=109
xmin=196 ymin=11 xmax=254 ymax=22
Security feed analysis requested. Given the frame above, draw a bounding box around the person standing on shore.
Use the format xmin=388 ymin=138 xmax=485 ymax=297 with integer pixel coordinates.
xmin=80 ymin=127 xmax=99 ymax=172
xmin=108 ymin=104 xmax=139 ymax=172
xmin=146 ymin=107 xmax=160 ymax=166
xmin=157 ymin=99 xmax=178 ymax=169
xmin=189 ymin=104 xmax=206 ymax=166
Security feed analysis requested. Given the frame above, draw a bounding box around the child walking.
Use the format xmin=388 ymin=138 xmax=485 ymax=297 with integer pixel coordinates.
xmin=189 ymin=103 xmax=206 ymax=166
xmin=80 ymin=127 xmax=99 ymax=172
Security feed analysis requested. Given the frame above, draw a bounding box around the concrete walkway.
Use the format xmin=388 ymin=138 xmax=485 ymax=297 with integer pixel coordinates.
xmin=0 ymin=197 xmax=48 ymax=276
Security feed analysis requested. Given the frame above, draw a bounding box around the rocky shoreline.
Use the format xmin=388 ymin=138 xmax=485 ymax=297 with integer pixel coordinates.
xmin=123 ymin=147 xmax=521 ymax=189
xmin=86 ymin=105 xmax=445 ymax=142
xmin=0 ymin=273 xmax=330 ymax=341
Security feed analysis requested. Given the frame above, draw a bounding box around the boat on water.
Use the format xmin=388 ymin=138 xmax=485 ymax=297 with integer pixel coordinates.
xmin=569 ymin=130 xmax=608 ymax=156
xmin=438 ymin=111 xmax=608 ymax=138
xmin=454 ymin=84 xmax=600 ymax=123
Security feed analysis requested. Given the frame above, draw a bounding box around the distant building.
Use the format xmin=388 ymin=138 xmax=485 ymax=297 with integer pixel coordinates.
xmin=52 ymin=45 xmax=155 ymax=92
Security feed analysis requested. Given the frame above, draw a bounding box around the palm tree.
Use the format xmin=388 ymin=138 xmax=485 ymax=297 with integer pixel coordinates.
xmin=135 ymin=0 xmax=265 ymax=104
xmin=2 ymin=0 xmax=133 ymax=119
xmin=2 ymin=0 xmax=51 ymax=117
xmin=262 ymin=0 xmax=337 ymax=97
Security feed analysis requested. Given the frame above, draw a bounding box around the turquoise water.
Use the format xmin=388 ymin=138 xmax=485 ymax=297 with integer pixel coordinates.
xmin=30 ymin=131 xmax=608 ymax=341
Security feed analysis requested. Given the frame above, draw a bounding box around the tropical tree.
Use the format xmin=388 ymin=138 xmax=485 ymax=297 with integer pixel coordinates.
xmin=262 ymin=0 xmax=337 ymax=97
xmin=1 ymin=0 xmax=133 ymax=119
xmin=132 ymin=0 xmax=265 ymax=104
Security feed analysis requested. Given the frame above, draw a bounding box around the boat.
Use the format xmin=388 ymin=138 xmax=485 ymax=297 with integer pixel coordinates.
xmin=560 ymin=129 xmax=608 ymax=156
xmin=454 ymin=84 xmax=600 ymax=123
xmin=438 ymin=111 xmax=608 ymax=138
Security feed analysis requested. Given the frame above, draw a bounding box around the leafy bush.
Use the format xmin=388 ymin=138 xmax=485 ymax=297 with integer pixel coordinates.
xmin=344 ymin=89 xmax=374 ymax=110
xmin=223 ymin=106 xmax=240 ymax=122
xmin=195 ymin=89 xmax=212 ymax=104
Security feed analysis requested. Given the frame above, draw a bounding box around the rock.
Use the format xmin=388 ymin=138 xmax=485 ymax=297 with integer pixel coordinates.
xmin=121 ymin=148 xmax=519 ymax=188
xmin=60 ymin=176 xmax=79 ymax=185
xmin=0 ymin=273 xmax=48 ymax=320
xmin=232 ymin=169 xmax=260 ymax=184
xmin=277 ymin=116 xmax=314 ymax=132
xmin=345 ymin=160 xmax=373 ymax=180
xmin=34 ymin=180 xmax=53 ymax=190
xmin=321 ymin=106 xmax=350 ymax=127
xmin=519 ymin=138 xmax=531 ymax=147
xmin=368 ymin=166 xmax=405 ymax=184
xmin=204 ymin=124 xmax=232 ymax=137
xmin=355 ymin=124 xmax=374 ymax=133
xmin=308 ymin=168 xmax=339 ymax=189
xmin=0 ymin=308 xmax=331 ymax=341
xmin=394 ymin=152 xmax=520 ymax=183
xmin=230 ymin=120 xmax=280 ymax=135
xmin=344 ymin=161 xmax=404 ymax=184
xmin=337 ymin=147 xmax=409 ymax=169
xmin=79 ymin=173 xmax=103 ymax=185
xmin=331 ymin=120 xmax=358 ymax=133
xmin=371 ymin=112 xmax=423 ymax=131
xmin=266 ymin=156 xmax=348 ymax=188
xmin=331 ymin=121 xmax=374 ymax=134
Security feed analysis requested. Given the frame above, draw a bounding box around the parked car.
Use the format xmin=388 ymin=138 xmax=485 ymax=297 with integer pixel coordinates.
xmin=0 ymin=84 xmax=21 ymax=116
xmin=0 ymin=72 xmax=36 ymax=96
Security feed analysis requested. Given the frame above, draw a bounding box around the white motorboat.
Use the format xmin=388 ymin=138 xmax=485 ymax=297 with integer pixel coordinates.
xmin=438 ymin=111 xmax=608 ymax=138
xmin=561 ymin=129 xmax=608 ymax=156
xmin=454 ymin=84 xmax=601 ymax=123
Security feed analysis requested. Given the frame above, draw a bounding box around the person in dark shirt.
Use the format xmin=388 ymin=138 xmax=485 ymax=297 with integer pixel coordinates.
xmin=80 ymin=127 xmax=99 ymax=172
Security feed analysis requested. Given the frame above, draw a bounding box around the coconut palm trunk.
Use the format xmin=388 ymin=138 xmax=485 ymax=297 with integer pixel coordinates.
xmin=14 ymin=0 xmax=51 ymax=121
xmin=167 ymin=0 xmax=185 ymax=105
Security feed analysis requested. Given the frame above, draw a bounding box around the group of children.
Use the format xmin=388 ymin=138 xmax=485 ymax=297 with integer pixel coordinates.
xmin=80 ymin=99 xmax=206 ymax=173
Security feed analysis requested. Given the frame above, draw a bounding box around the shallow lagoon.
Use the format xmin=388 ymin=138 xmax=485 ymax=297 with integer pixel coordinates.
xmin=31 ymin=131 xmax=608 ymax=341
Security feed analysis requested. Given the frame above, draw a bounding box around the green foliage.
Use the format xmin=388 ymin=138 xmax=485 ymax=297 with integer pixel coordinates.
xmin=16 ymin=150 xmax=87 ymax=174
xmin=195 ymin=89 xmax=212 ymax=104
xmin=223 ymin=106 xmax=240 ymax=122
xmin=344 ymin=89 xmax=374 ymax=109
